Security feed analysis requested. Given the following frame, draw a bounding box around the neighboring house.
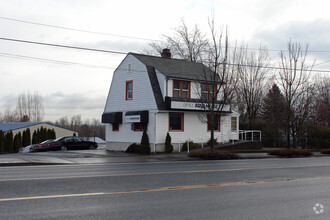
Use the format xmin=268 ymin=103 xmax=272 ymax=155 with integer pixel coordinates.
xmin=102 ymin=49 xmax=239 ymax=152
xmin=0 ymin=122 xmax=78 ymax=138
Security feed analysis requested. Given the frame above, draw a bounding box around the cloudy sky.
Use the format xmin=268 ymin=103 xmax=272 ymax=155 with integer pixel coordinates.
xmin=0 ymin=0 xmax=329 ymax=122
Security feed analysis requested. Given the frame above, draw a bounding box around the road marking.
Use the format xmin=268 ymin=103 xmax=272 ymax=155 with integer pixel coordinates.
xmin=1 ymin=164 xmax=330 ymax=182
xmin=1 ymin=176 xmax=330 ymax=202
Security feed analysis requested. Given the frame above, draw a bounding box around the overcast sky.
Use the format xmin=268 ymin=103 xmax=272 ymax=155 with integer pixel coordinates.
xmin=0 ymin=0 xmax=329 ymax=122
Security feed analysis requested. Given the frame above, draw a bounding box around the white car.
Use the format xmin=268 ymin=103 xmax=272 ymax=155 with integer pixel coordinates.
xmin=20 ymin=145 xmax=37 ymax=153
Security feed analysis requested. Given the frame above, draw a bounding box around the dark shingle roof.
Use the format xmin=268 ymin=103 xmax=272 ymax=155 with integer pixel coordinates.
xmin=146 ymin=65 xmax=168 ymax=110
xmin=131 ymin=53 xmax=218 ymax=82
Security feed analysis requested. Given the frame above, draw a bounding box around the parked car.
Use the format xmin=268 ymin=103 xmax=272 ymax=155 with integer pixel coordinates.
xmin=20 ymin=145 xmax=37 ymax=153
xmin=47 ymin=136 xmax=98 ymax=151
xmin=33 ymin=139 xmax=54 ymax=152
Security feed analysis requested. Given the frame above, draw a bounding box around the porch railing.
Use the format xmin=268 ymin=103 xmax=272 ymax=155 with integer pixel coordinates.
xmin=239 ymin=130 xmax=262 ymax=142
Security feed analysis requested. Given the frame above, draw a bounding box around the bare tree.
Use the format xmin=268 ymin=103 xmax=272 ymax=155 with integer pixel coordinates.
xmin=150 ymin=19 xmax=209 ymax=62
xmin=278 ymin=41 xmax=315 ymax=148
xmin=312 ymin=76 xmax=330 ymax=126
xmin=70 ymin=115 xmax=82 ymax=130
xmin=55 ymin=116 xmax=69 ymax=128
xmin=235 ymin=44 xmax=271 ymax=129
xmin=2 ymin=107 xmax=19 ymax=122
xmin=193 ymin=18 xmax=240 ymax=151
xmin=16 ymin=91 xmax=44 ymax=122
xmin=150 ymin=17 xmax=239 ymax=151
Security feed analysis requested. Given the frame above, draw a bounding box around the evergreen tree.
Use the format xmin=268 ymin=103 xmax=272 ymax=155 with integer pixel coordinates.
xmin=165 ymin=132 xmax=173 ymax=153
xmin=13 ymin=134 xmax=20 ymax=153
xmin=139 ymin=129 xmax=150 ymax=154
xmin=0 ymin=130 xmax=5 ymax=153
xmin=261 ymin=84 xmax=286 ymax=137
xmin=44 ymin=127 xmax=49 ymax=140
xmin=5 ymin=131 xmax=13 ymax=153
xmin=22 ymin=128 xmax=31 ymax=147
xmin=32 ymin=130 xmax=37 ymax=144
xmin=22 ymin=130 xmax=26 ymax=147
xmin=48 ymin=129 xmax=56 ymax=139
xmin=26 ymin=128 xmax=31 ymax=145
xmin=40 ymin=127 xmax=45 ymax=142
xmin=36 ymin=128 xmax=41 ymax=143
xmin=17 ymin=132 xmax=22 ymax=149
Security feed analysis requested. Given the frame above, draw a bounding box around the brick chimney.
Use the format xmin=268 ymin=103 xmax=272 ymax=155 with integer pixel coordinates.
xmin=161 ymin=48 xmax=171 ymax=58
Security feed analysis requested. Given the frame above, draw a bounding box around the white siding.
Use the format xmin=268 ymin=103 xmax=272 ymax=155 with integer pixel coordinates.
xmin=103 ymin=54 xmax=240 ymax=152
xmin=105 ymin=111 xmax=156 ymax=151
xmin=104 ymin=54 xmax=157 ymax=112
xmin=106 ymin=111 xmax=239 ymax=152
xmin=155 ymin=112 xmax=236 ymax=147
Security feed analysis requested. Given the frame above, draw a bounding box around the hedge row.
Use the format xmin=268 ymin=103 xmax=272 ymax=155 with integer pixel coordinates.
xmin=188 ymin=150 xmax=240 ymax=160
xmin=267 ymin=149 xmax=313 ymax=157
xmin=320 ymin=149 xmax=330 ymax=154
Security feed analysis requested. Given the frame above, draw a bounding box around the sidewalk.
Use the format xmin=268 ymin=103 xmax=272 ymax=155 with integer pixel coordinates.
xmin=0 ymin=150 xmax=328 ymax=167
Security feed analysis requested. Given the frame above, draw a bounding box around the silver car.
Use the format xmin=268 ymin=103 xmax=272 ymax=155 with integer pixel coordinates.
xmin=20 ymin=145 xmax=37 ymax=153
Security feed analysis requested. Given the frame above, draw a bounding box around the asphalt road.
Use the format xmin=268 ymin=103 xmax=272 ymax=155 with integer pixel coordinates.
xmin=0 ymin=157 xmax=329 ymax=219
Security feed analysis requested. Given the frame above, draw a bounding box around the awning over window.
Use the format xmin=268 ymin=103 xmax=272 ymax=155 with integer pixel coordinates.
xmin=102 ymin=112 xmax=122 ymax=124
xmin=125 ymin=111 xmax=149 ymax=123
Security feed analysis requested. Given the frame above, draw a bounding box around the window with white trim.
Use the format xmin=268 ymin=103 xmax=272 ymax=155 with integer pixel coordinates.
xmin=231 ymin=117 xmax=237 ymax=131
xmin=126 ymin=81 xmax=133 ymax=100
xmin=173 ymin=80 xmax=190 ymax=98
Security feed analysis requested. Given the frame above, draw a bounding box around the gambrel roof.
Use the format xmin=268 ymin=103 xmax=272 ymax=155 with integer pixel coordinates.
xmin=130 ymin=53 xmax=221 ymax=83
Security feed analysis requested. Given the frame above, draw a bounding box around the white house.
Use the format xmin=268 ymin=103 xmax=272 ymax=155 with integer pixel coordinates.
xmin=102 ymin=49 xmax=239 ymax=152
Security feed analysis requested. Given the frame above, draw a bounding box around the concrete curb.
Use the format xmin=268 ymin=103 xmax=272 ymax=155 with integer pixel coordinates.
xmin=0 ymin=152 xmax=329 ymax=167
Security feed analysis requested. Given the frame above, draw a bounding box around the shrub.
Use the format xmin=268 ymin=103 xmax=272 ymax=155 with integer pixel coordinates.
xmin=126 ymin=143 xmax=140 ymax=153
xmin=268 ymin=149 xmax=313 ymax=157
xmin=189 ymin=150 xmax=240 ymax=160
xmin=320 ymin=149 xmax=330 ymax=154
xmin=207 ymin=138 xmax=219 ymax=147
xmin=181 ymin=141 xmax=201 ymax=151
xmin=139 ymin=129 xmax=150 ymax=154
xmin=165 ymin=132 xmax=173 ymax=153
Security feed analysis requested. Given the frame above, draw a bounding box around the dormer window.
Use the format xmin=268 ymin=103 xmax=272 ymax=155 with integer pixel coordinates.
xmin=201 ymin=83 xmax=217 ymax=100
xmin=173 ymin=80 xmax=190 ymax=98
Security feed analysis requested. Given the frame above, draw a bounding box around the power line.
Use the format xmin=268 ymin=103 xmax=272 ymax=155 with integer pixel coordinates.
xmin=0 ymin=36 xmax=329 ymax=73
xmin=1 ymin=45 xmax=330 ymax=74
xmin=0 ymin=52 xmax=115 ymax=69
xmin=2 ymin=16 xmax=330 ymax=54
xmin=0 ymin=37 xmax=128 ymax=55
xmin=0 ymin=16 xmax=160 ymax=42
